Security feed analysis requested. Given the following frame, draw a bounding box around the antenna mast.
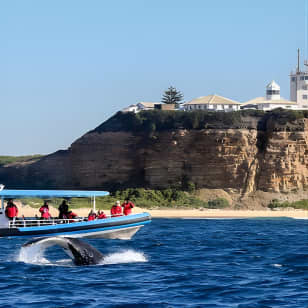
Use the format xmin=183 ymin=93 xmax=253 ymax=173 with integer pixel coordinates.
xmin=298 ymin=48 xmax=300 ymax=73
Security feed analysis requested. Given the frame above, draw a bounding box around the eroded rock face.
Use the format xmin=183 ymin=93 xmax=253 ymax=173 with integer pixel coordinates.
xmin=69 ymin=118 xmax=308 ymax=193
xmin=70 ymin=129 xmax=259 ymax=192
xmin=257 ymin=119 xmax=308 ymax=192
xmin=1 ymin=117 xmax=308 ymax=194
xmin=70 ymin=132 xmax=144 ymax=189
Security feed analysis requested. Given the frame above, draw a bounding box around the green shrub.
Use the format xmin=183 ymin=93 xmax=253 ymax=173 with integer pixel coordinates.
xmin=181 ymin=175 xmax=196 ymax=193
xmin=186 ymin=181 xmax=196 ymax=193
xmin=90 ymin=109 xmax=308 ymax=135
xmin=207 ymin=198 xmax=229 ymax=209
xmin=109 ymin=188 xmax=207 ymax=208
xmin=268 ymin=199 xmax=308 ymax=210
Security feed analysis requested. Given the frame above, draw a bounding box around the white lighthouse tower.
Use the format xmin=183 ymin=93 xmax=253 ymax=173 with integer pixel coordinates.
xmin=266 ymin=80 xmax=280 ymax=100
xmin=290 ymin=49 xmax=308 ymax=108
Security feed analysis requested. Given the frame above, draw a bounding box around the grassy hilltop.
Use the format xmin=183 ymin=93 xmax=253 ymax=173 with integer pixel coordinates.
xmin=91 ymin=108 xmax=308 ymax=134
xmin=0 ymin=155 xmax=43 ymax=167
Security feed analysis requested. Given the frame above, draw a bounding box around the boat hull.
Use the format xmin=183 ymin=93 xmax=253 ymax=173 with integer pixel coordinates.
xmin=69 ymin=225 xmax=143 ymax=239
xmin=0 ymin=213 xmax=151 ymax=239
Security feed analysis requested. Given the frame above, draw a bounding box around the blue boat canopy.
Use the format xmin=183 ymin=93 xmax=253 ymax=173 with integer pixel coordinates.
xmin=0 ymin=189 xmax=109 ymax=199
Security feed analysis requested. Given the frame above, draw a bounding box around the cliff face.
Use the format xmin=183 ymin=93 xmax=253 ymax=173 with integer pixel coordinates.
xmin=70 ymin=118 xmax=308 ymax=193
xmin=70 ymin=132 xmax=144 ymax=189
xmin=1 ymin=113 xmax=308 ymax=194
xmin=0 ymin=150 xmax=72 ymax=189
xmin=70 ymin=130 xmax=257 ymax=190
xmin=257 ymin=118 xmax=308 ymax=192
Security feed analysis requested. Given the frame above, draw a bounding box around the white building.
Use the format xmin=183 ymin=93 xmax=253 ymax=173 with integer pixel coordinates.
xmin=122 ymin=102 xmax=161 ymax=113
xmin=136 ymin=102 xmax=160 ymax=111
xmin=121 ymin=104 xmax=139 ymax=113
xmin=290 ymin=49 xmax=308 ymax=109
xmin=242 ymin=81 xmax=298 ymax=111
xmin=184 ymin=94 xmax=241 ymax=112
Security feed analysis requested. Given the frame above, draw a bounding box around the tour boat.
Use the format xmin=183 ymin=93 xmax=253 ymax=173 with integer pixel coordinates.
xmin=0 ymin=189 xmax=151 ymax=239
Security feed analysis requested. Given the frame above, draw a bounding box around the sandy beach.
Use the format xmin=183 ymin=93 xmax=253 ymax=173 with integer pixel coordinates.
xmin=15 ymin=204 xmax=308 ymax=219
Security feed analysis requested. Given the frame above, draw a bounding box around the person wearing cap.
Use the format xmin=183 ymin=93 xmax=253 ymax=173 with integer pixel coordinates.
xmin=111 ymin=200 xmax=122 ymax=217
xmin=121 ymin=198 xmax=135 ymax=216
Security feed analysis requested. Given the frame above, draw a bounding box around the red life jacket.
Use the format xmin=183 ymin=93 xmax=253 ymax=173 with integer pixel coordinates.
xmin=98 ymin=212 xmax=107 ymax=219
xmin=111 ymin=205 xmax=122 ymax=217
xmin=88 ymin=214 xmax=96 ymax=221
xmin=68 ymin=212 xmax=77 ymax=219
xmin=39 ymin=206 xmax=51 ymax=219
xmin=122 ymin=202 xmax=134 ymax=215
xmin=5 ymin=205 xmax=18 ymax=218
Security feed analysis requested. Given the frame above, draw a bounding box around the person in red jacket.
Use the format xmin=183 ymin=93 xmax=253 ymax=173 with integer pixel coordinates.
xmin=110 ymin=201 xmax=122 ymax=217
xmin=66 ymin=211 xmax=78 ymax=223
xmin=67 ymin=211 xmax=78 ymax=219
xmin=5 ymin=199 xmax=18 ymax=220
xmin=121 ymin=199 xmax=135 ymax=216
xmin=39 ymin=201 xmax=52 ymax=220
xmin=87 ymin=210 xmax=97 ymax=221
xmin=97 ymin=210 xmax=107 ymax=219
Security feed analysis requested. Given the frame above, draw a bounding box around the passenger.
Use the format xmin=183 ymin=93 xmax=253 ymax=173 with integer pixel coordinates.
xmin=121 ymin=199 xmax=135 ymax=216
xmin=67 ymin=211 xmax=78 ymax=220
xmin=67 ymin=210 xmax=78 ymax=223
xmin=88 ymin=209 xmax=97 ymax=221
xmin=39 ymin=201 xmax=52 ymax=219
xmin=5 ymin=199 xmax=18 ymax=220
xmin=58 ymin=200 xmax=69 ymax=219
xmin=111 ymin=200 xmax=122 ymax=217
xmin=97 ymin=210 xmax=107 ymax=219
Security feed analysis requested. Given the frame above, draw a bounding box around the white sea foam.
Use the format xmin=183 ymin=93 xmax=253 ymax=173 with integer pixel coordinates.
xmin=16 ymin=242 xmax=73 ymax=266
xmin=17 ymin=243 xmax=147 ymax=267
xmin=17 ymin=244 xmax=50 ymax=265
xmin=272 ymin=263 xmax=283 ymax=267
xmin=101 ymin=249 xmax=148 ymax=265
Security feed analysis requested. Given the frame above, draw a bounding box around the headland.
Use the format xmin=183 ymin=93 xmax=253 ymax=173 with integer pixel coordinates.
xmin=1 ymin=109 xmax=308 ymax=211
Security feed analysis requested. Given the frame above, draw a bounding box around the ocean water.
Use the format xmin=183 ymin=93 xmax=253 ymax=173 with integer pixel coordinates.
xmin=1 ymin=218 xmax=308 ymax=307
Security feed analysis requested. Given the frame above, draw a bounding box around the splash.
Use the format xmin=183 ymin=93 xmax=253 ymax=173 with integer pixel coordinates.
xmin=16 ymin=242 xmax=147 ymax=267
xmin=16 ymin=240 xmax=73 ymax=266
xmin=101 ymin=249 xmax=148 ymax=265
xmin=17 ymin=244 xmax=50 ymax=265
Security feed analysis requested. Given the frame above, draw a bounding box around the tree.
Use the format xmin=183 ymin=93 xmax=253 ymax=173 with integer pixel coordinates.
xmin=161 ymin=86 xmax=184 ymax=104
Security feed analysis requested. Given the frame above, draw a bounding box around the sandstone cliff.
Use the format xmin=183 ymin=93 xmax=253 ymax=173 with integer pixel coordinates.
xmin=1 ymin=110 xmax=308 ymax=198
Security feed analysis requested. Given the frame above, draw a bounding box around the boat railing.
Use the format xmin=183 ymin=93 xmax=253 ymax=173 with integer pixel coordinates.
xmin=8 ymin=214 xmax=120 ymax=228
xmin=9 ymin=218 xmax=85 ymax=228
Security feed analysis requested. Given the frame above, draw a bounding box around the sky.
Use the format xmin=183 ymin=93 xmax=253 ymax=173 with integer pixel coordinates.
xmin=0 ymin=0 xmax=307 ymax=155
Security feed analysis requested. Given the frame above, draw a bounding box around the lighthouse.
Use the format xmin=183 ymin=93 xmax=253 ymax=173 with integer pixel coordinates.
xmin=266 ymin=80 xmax=280 ymax=100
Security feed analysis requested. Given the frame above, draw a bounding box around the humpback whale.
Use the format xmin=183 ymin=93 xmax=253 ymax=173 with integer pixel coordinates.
xmin=22 ymin=237 xmax=104 ymax=266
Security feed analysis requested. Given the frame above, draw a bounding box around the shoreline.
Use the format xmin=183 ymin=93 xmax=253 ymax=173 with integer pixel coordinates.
xmin=137 ymin=208 xmax=308 ymax=219
xmin=16 ymin=205 xmax=308 ymax=219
